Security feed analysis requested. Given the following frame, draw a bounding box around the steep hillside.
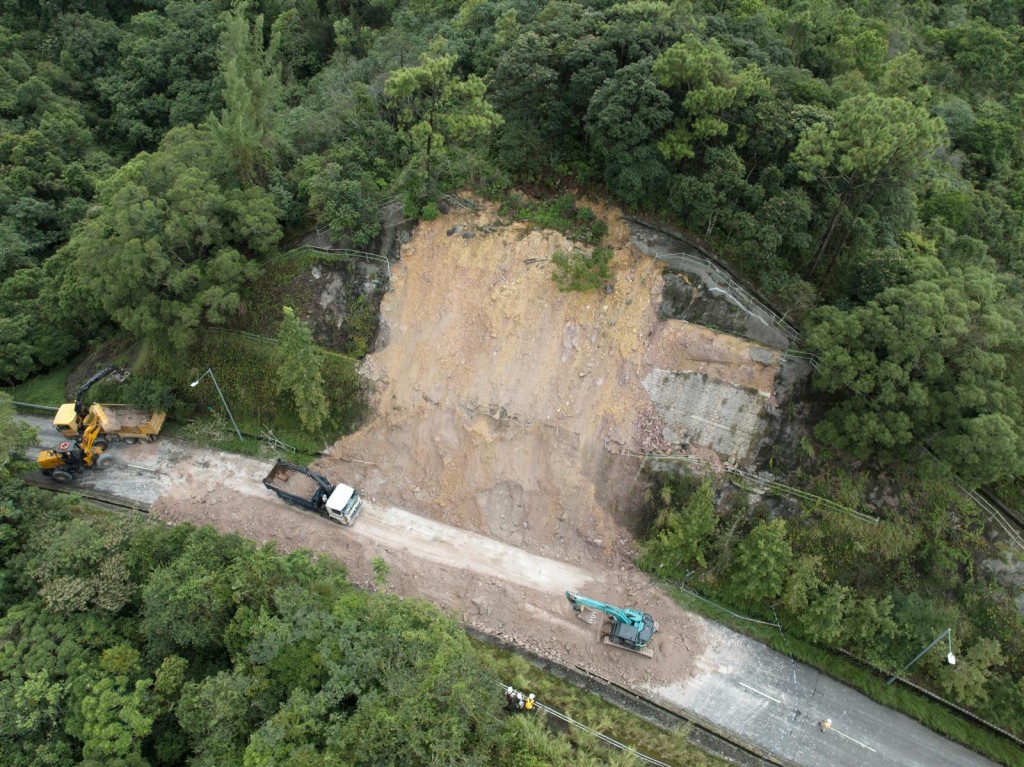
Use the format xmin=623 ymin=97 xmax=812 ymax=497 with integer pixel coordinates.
xmin=318 ymin=198 xmax=787 ymax=565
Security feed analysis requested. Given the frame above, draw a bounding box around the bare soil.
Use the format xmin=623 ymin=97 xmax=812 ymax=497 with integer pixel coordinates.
xmin=317 ymin=197 xmax=776 ymax=557
xmin=264 ymin=462 xmax=320 ymax=497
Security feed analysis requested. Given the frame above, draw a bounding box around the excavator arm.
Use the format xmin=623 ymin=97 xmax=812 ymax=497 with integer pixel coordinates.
xmin=73 ymin=366 xmax=126 ymax=419
xmin=565 ymin=591 xmax=657 ymax=654
xmin=565 ymin=591 xmax=638 ymax=625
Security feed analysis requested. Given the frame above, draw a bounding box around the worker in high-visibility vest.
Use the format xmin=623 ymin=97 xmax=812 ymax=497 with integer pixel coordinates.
xmin=524 ymin=693 xmax=535 ymax=712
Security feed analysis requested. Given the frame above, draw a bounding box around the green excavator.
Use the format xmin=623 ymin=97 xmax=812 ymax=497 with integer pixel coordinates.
xmin=565 ymin=591 xmax=657 ymax=657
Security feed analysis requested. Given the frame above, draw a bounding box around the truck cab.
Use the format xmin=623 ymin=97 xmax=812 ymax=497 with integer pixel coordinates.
xmin=324 ymin=483 xmax=363 ymax=525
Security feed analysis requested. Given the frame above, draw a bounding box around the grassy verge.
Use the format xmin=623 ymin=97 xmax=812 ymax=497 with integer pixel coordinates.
xmin=666 ymin=585 xmax=1024 ymax=766
xmin=9 ymin=330 xmax=365 ymax=460
xmin=478 ymin=641 xmax=727 ymax=767
xmin=2 ymin=360 xmax=79 ymax=405
xmin=131 ymin=331 xmax=366 ymax=456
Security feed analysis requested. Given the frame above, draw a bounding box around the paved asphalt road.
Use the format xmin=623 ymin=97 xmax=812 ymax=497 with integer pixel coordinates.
xmin=649 ymin=619 xmax=999 ymax=767
xmin=19 ymin=414 xmax=1005 ymax=767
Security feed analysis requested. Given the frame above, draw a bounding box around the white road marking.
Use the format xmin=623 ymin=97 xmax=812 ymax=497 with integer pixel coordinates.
xmin=738 ymin=682 xmax=782 ymax=704
xmin=831 ymin=727 xmax=877 ymax=753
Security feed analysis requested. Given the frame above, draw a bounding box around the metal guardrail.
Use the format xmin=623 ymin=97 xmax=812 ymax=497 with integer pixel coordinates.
xmin=657 ymin=250 xmax=801 ymax=345
xmin=975 ymin=487 xmax=1024 ymax=543
xmin=918 ymin=448 xmax=1024 ymax=552
xmin=534 ymin=702 xmax=673 ymax=767
xmin=442 ymin=193 xmax=480 ymax=212
xmin=201 ymin=327 xmax=278 ymax=344
xmin=470 ymin=629 xmax=777 ymax=767
xmin=577 ymin=667 xmax=802 ymax=767
xmin=199 ymin=327 xmax=362 ymax=366
xmin=892 ymin=674 xmax=1024 ymax=749
xmin=781 ymin=348 xmax=821 ymax=368
xmin=273 ymin=243 xmax=392 ymax=279
xmin=625 ymin=216 xmax=800 ymax=343
xmin=264 ymin=240 xmax=391 ymax=280
xmin=628 ymin=450 xmax=879 ymax=524
xmin=12 ymin=401 xmax=59 ymax=412
xmin=962 ymin=484 xmax=1024 ymax=552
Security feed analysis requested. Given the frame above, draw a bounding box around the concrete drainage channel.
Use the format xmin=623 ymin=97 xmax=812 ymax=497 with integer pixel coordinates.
xmin=468 ymin=627 xmax=794 ymax=767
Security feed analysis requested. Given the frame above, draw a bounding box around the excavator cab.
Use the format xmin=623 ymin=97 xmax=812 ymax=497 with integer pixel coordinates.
xmin=608 ymin=613 xmax=656 ymax=651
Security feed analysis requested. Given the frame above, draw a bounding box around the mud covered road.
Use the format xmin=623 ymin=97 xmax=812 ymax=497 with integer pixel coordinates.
xmin=19 ymin=433 xmax=996 ymax=767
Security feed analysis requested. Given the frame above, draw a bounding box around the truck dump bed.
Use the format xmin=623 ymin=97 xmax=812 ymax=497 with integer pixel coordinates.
xmin=263 ymin=461 xmax=321 ymax=498
xmin=262 ymin=459 xmax=362 ymax=525
xmin=91 ymin=405 xmax=166 ymax=439
xmin=97 ymin=406 xmax=156 ymax=431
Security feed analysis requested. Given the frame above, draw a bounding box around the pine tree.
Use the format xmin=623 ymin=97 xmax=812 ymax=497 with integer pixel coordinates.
xmin=276 ymin=307 xmax=329 ymax=433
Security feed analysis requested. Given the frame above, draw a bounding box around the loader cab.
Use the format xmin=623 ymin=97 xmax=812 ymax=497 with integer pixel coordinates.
xmin=53 ymin=403 xmax=83 ymax=438
xmin=37 ymin=441 xmax=81 ymax=472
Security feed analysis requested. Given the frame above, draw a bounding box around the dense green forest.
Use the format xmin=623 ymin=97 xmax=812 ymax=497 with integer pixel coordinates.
xmin=2 ymin=0 xmax=1024 ymax=482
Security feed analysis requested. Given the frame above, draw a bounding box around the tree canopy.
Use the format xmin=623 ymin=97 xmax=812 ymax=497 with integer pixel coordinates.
xmin=806 ymin=253 xmax=1024 ymax=486
xmin=63 ymin=126 xmax=280 ymax=352
xmin=0 ymin=476 xmax=651 ymax=767
xmin=384 ymin=45 xmax=502 ymax=215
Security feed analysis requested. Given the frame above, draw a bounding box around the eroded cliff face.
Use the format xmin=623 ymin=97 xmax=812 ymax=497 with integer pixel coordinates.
xmin=316 ymin=196 xmax=795 ymax=561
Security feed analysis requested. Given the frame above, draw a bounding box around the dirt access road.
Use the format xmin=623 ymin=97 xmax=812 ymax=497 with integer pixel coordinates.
xmin=21 ymin=415 xmax=698 ymax=690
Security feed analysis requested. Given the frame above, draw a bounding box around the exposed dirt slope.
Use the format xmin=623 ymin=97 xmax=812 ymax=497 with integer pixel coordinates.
xmin=318 ymin=198 xmax=779 ymax=565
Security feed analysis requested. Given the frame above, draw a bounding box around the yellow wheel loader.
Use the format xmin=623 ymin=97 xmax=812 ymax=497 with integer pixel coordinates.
xmin=37 ymin=420 xmax=114 ymax=482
